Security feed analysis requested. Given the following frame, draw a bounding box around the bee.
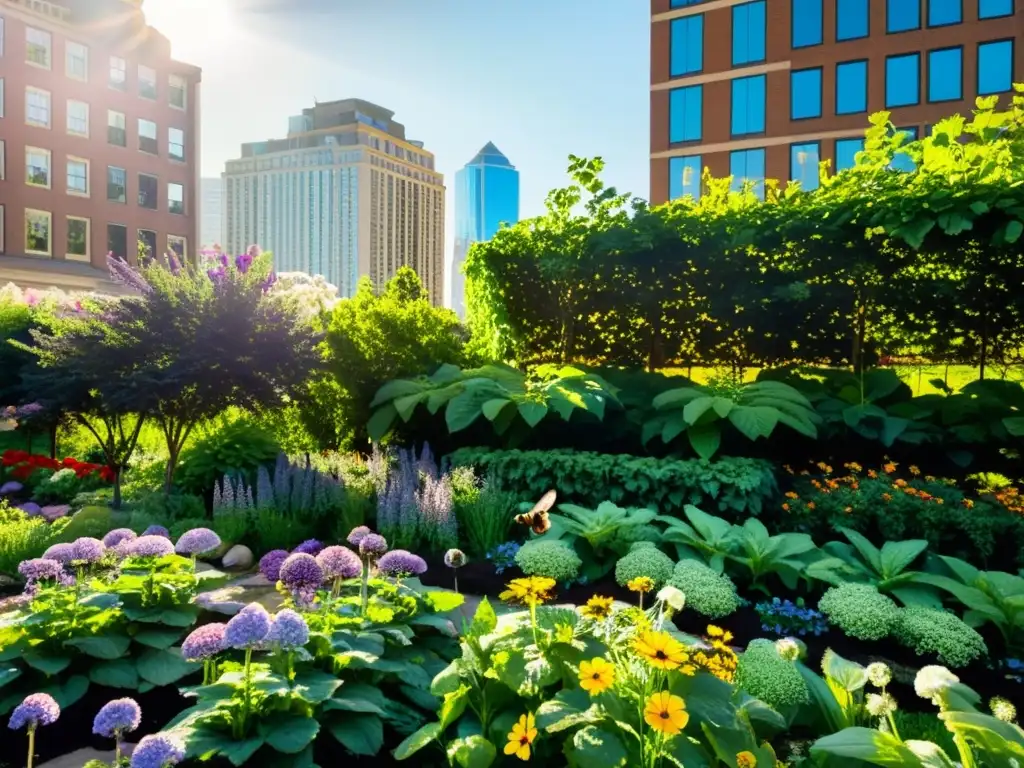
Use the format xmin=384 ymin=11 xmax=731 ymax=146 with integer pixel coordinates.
xmin=515 ymin=490 xmax=556 ymax=535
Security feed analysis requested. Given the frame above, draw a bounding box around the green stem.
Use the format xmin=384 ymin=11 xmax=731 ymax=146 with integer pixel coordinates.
xmin=114 ymin=735 xmax=121 ymax=764
xmin=360 ymin=558 xmax=370 ymax=617
xmin=954 ymin=733 xmax=976 ymax=768
xmin=27 ymin=727 xmax=35 ymax=768
xmin=886 ymin=711 xmax=901 ymax=742
xmin=241 ymin=648 xmax=253 ymax=736
xmin=530 ymin=602 xmax=538 ymax=646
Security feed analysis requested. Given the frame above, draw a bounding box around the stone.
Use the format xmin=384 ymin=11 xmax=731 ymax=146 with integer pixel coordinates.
xmin=222 ymin=544 xmax=254 ymax=570
xmin=40 ymin=746 xmax=133 ymax=768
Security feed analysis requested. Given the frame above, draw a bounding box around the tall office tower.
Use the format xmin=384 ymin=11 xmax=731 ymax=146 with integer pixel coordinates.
xmin=450 ymin=142 xmax=519 ymax=319
xmin=650 ymin=0 xmax=1021 ymax=204
xmin=222 ymin=98 xmax=445 ymax=304
xmin=0 ymin=0 xmax=202 ymax=292
xmin=200 ymin=177 xmax=222 ymax=248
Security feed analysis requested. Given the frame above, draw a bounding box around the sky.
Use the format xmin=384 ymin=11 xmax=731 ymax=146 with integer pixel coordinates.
xmin=142 ymin=0 xmax=651 ymax=255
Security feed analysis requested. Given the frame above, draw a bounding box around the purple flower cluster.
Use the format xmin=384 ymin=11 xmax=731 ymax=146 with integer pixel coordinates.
xmin=8 ymin=693 xmax=60 ymax=730
xmin=224 ymin=603 xmax=272 ymax=649
xmin=42 ymin=542 xmax=76 ymax=565
xmin=40 ymin=505 xmax=69 ymax=522
xmin=175 ymin=528 xmax=221 ymax=556
xmin=102 ymin=528 xmax=137 ymax=548
xmin=377 ymin=550 xmax=428 ymax=578
xmin=347 ymin=526 xmax=372 ymax=547
xmin=359 ymin=534 xmax=388 ymax=558
xmin=292 ymin=539 xmax=324 ymax=557
xmin=279 ymin=553 xmax=324 ymax=590
xmin=267 ymin=609 xmax=309 ymax=649
xmin=316 ymin=546 xmax=361 ymax=580
xmin=17 ymin=502 xmax=41 ymax=517
xmin=0 ymin=481 xmax=23 ymax=495
xmin=181 ymin=622 xmax=227 ymax=661
xmin=72 ymin=537 xmax=106 ymax=563
xmin=130 ymin=734 xmax=185 ymax=768
xmin=18 ymin=558 xmax=63 ymax=583
xmin=92 ymin=698 xmax=141 ymax=738
xmin=259 ymin=549 xmax=290 ymax=582
xmin=142 ymin=525 xmax=170 ymax=538
xmin=129 ymin=535 xmax=176 ymax=558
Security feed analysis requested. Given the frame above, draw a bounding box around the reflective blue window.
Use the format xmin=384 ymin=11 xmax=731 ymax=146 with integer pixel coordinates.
xmin=835 ymin=138 xmax=865 ymax=171
xmin=928 ymin=47 xmax=962 ymax=102
xmin=837 ymin=0 xmax=869 ymax=40
xmin=886 ymin=53 xmax=920 ymax=107
xmin=670 ymin=16 xmax=704 ymax=76
xmin=836 ymin=60 xmax=868 ymax=114
xmin=792 ymin=0 xmax=823 ymax=48
xmin=790 ymin=143 xmax=820 ymax=191
xmin=979 ymin=0 xmax=1013 ymax=18
xmin=791 ymin=68 xmax=822 ymax=119
xmin=671 ymin=0 xmax=705 ymax=6
xmin=732 ymin=1 xmax=766 ymax=66
xmin=731 ymin=74 xmax=766 ymax=135
xmin=887 ymin=0 xmax=921 ymax=31
xmin=978 ymin=40 xmax=1013 ymax=95
xmin=928 ymin=0 xmax=962 ymax=25
xmin=669 ymin=156 xmax=702 ymax=201
xmin=730 ymin=148 xmax=766 ymax=199
xmin=891 ymin=127 xmax=918 ymax=173
xmin=669 ymin=85 xmax=703 ymax=143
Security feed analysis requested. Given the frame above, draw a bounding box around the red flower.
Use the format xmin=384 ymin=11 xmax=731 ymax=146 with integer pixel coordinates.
xmin=2 ymin=449 xmax=30 ymax=466
xmin=11 ymin=465 xmax=35 ymax=480
xmin=98 ymin=466 xmax=116 ymax=483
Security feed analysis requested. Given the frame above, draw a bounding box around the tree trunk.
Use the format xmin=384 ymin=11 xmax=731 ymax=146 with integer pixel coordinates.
xmin=48 ymin=422 xmax=58 ymax=460
xmin=112 ymin=467 xmax=123 ymax=509
xmin=165 ymin=447 xmax=180 ymax=496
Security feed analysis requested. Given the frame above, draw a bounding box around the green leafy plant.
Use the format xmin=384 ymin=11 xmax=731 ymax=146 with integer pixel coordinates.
xmin=514 ymin=540 xmax=582 ymax=582
xmin=175 ymin=418 xmax=280 ymax=495
xmin=667 ymin=559 xmax=741 ymax=619
xmin=541 ymin=500 xmax=657 ymax=581
xmin=818 ymin=528 xmax=940 ymax=607
xmin=893 ymin=607 xmax=987 ymax=668
xmin=817 ymin=584 xmax=900 ymax=641
xmin=453 ymin=475 xmax=517 ymax=559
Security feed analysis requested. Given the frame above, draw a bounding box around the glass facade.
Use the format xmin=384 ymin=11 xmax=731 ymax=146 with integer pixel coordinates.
xmin=670 ymin=0 xmax=705 ymax=5
xmin=731 ymin=74 xmax=766 ymax=136
xmin=670 ymin=16 xmax=704 ymax=76
xmin=887 ymin=0 xmax=921 ymax=32
xmin=886 ymin=53 xmax=921 ymax=107
xmin=979 ymin=0 xmax=1013 ymax=18
xmin=835 ymin=138 xmax=865 ymax=171
xmin=669 ymin=156 xmax=702 ymax=201
xmin=837 ymin=0 xmax=869 ymax=40
xmin=792 ymin=0 xmax=823 ymax=47
xmin=669 ymin=85 xmax=703 ymax=143
xmin=836 ymin=60 xmax=868 ymax=114
xmin=730 ymin=149 xmax=766 ymax=199
xmin=978 ymin=40 xmax=1014 ymax=94
xmin=791 ymin=68 xmax=822 ymax=119
xmin=928 ymin=47 xmax=963 ymax=102
xmin=732 ymin=1 xmax=766 ymax=65
xmin=790 ymin=142 xmax=820 ymax=191
xmin=928 ymin=0 xmax=962 ymax=25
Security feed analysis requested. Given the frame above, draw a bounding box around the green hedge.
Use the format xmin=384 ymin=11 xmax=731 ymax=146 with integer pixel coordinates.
xmin=446 ymin=448 xmax=777 ymax=518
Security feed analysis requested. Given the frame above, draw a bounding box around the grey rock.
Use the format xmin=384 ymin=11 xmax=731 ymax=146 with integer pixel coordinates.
xmin=222 ymin=544 xmax=254 ymax=570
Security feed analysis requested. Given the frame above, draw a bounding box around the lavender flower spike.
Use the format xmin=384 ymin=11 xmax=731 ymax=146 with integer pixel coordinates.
xmin=175 ymin=528 xmax=221 ymax=556
xmin=347 ymin=526 xmax=372 ymax=547
xmin=103 ymin=528 xmax=137 ymax=548
xmin=267 ymin=609 xmax=309 ymax=649
xmin=181 ymin=623 xmax=227 ymax=661
xmin=8 ymin=693 xmax=60 ymax=730
xmin=378 ymin=550 xmax=428 ymax=578
xmin=316 ymin=546 xmax=361 ymax=580
xmin=106 ymin=253 xmax=153 ymax=295
xmin=130 ymin=734 xmax=185 ymax=768
xmin=224 ymin=603 xmax=272 ymax=649
xmin=92 ymin=698 xmax=141 ymax=738
xmin=259 ymin=549 xmax=290 ymax=582
xmin=358 ymin=533 xmax=388 ymax=558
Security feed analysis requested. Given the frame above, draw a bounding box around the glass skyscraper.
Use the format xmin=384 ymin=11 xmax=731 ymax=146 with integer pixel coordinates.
xmin=450 ymin=143 xmax=519 ymax=318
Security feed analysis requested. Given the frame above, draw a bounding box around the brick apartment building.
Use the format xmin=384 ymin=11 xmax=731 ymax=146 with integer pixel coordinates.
xmin=650 ymin=0 xmax=1022 ymax=204
xmin=0 ymin=0 xmax=201 ymax=292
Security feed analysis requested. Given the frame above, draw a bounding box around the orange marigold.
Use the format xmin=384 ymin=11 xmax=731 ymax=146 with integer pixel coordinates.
xmin=785 ymin=491 xmax=799 ymax=500
xmin=806 ymin=501 xmax=816 ymax=511
xmin=963 ymin=499 xmax=975 ymax=509
xmin=882 ymin=493 xmax=892 ymax=502
xmin=781 ymin=503 xmax=791 ymax=512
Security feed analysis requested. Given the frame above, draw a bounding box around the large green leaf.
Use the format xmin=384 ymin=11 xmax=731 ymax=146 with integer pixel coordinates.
xmin=367 ymin=403 xmax=398 ymax=442
xmin=942 ymin=710 xmax=1024 ymax=762
xmin=728 ymin=405 xmax=779 ymax=441
xmin=518 ymin=400 xmax=549 ymax=427
xmin=261 ymin=715 xmax=320 ymax=754
xmin=132 ymin=628 xmax=185 ymax=650
xmin=565 ymin=725 xmax=628 ymax=768
xmin=23 ymin=652 xmax=71 ymax=676
xmin=370 ymin=378 xmax=428 ymax=408
xmin=1005 ymin=416 xmax=1024 ymax=437
xmin=90 ymin=659 xmax=140 ymax=689
xmin=683 ymin=395 xmax=717 ymax=425
xmin=66 ymin=634 xmax=131 ymax=660
xmin=535 ymin=687 xmax=603 ymax=733
xmin=136 ymin=647 xmax=196 ymax=687
xmin=810 ymin=726 xmax=929 ymax=766
xmin=447 ymin=735 xmax=497 ymax=768
xmin=482 ymin=398 xmax=512 ymax=422
xmin=325 ymin=682 xmax=388 ymax=715
xmin=879 ymin=539 xmax=929 ymax=579
xmin=687 ymin=423 xmax=721 ymax=459
xmin=393 ymin=722 xmax=442 ymax=760
xmin=328 ymin=713 xmax=383 ymax=756
xmin=292 ymin=669 xmax=344 ymax=704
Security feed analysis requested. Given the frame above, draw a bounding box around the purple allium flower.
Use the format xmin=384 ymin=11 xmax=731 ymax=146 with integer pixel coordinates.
xmin=129 ymin=535 xmax=175 ymax=558
xmin=0 ymin=481 xmax=23 ymax=495
xmin=267 ymin=609 xmax=309 ymax=649
xmin=17 ymin=558 xmax=63 ymax=583
xmin=17 ymin=502 xmax=41 ymax=517
xmin=58 ymin=571 xmax=76 ymax=587
xmin=259 ymin=550 xmax=290 ymax=582
xmin=291 ymin=587 xmax=318 ymax=611
xmin=292 ymin=539 xmax=324 ymax=557
xmin=175 ymin=528 xmax=221 ymax=556
xmin=444 ymin=549 xmax=467 ymax=569
xmin=8 ymin=693 xmax=60 ymax=730
xmin=142 ymin=525 xmax=170 ymax=539
xmin=92 ymin=698 xmax=141 ymax=738
xmin=72 ymin=537 xmax=106 ymax=563
xmin=377 ymin=550 xmax=428 ymax=578
xmin=316 ymin=546 xmax=361 ymax=580
xmin=42 ymin=542 xmax=76 ymax=565
xmin=103 ymin=528 xmax=137 ymax=548
xmin=347 ymin=526 xmax=372 ymax=547
xmin=279 ymin=553 xmax=324 ymax=590
xmin=224 ymin=603 xmax=272 ymax=649
xmin=359 ymin=533 xmax=388 ymax=558
xmin=181 ymin=622 xmax=227 ymax=661
xmin=130 ymin=733 xmax=185 ymax=768
xmin=40 ymin=505 xmax=70 ymax=522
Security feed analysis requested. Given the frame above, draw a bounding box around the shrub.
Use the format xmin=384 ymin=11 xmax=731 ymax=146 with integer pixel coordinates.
xmin=454 ymin=476 xmax=517 ymax=559
xmin=0 ymin=504 xmax=69 ymax=577
xmin=33 ymin=467 xmax=85 ymax=504
xmin=176 ymin=417 xmax=280 ymax=495
xmin=59 ymin=505 xmax=113 ymax=540
xmin=818 ymin=583 xmax=899 ymax=641
xmin=894 ymin=606 xmax=988 ymax=668
xmin=131 ymin=489 xmax=206 ymax=522
xmin=515 ymin=540 xmax=582 ymax=582
xmin=735 ymin=639 xmax=809 ymax=710
xmin=615 ymin=544 xmax=674 ymax=588
xmin=668 ymin=559 xmax=741 ymax=619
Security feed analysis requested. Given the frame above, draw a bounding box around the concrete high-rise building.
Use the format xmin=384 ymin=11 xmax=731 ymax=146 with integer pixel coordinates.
xmin=450 ymin=142 xmax=519 ymax=319
xmin=200 ymin=177 xmax=222 ymax=248
xmin=0 ymin=0 xmax=202 ymax=292
xmin=222 ymin=98 xmax=445 ymax=303
xmin=650 ymin=0 xmax=1022 ymax=204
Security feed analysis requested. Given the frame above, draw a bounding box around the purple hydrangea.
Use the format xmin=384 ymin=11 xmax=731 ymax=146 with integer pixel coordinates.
xmin=224 ymin=603 xmax=272 ymax=649
xmin=40 ymin=505 xmax=70 ymax=522
xmin=92 ymin=697 xmax=141 ymax=738
xmin=377 ymin=550 xmax=428 ymax=578
xmin=292 ymin=539 xmax=324 ymax=557
xmin=130 ymin=734 xmax=185 ymax=768
xmin=279 ymin=553 xmax=324 ymax=590
xmin=102 ymin=528 xmax=137 ymax=548
xmin=259 ymin=549 xmax=290 ymax=582
xmin=129 ymin=535 xmax=175 ymax=558
xmin=267 ymin=609 xmax=309 ymax=649
xmin=316 ymin=546 xmax=361 ymax=580
xmin=359 ymin=533 xmax=388 ymax=558
xmin=444 ymin=549 xmax=467 ymax=568
xmin=17 ymin=558 xmax=63 ymax=583
xmin=41 ymin=542 xmax=76 ymax=565
xmin=0 ymin=481 xmax=23 ymax=495
xmin=175 ymin=528 xmax=221 ymax=556
xmin=8 ymin=693 xmax=60 ymax=730
xmin=347 ymin=526 xmax=372 ymax=547
xmin=17 ymin=502 xmax=41 ymax=517
xmin=72 ymin=537 xmax=106 ymax=563
xmin=142 ymin=525 xmax=170 ymax=538
xmin=181 ymin=622 xmax=227 ymax=661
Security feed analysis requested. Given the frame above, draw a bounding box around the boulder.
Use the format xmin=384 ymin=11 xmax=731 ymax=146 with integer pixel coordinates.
xmin=222 ymin=544 xmax=254 ymax=570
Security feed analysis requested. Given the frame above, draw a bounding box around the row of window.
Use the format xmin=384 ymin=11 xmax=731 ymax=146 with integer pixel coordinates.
xmin=1 ymin=204 xmax=188 ymax=262
xmin=668 ymin=39 xmax=1014 ymax=142
xmin=669 ymin=0 xmax=1015 ymax=78
xmin=0 ymin=17 xmax=188 ymax=109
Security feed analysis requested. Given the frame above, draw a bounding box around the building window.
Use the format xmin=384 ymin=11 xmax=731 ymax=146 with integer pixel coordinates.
xmin=109 ymin=56 xmax=127 ymax=90
xmin=138 ymin=229 xmax=157 ymax=259
xmin=837 ymin=0 xmax=870 ymax=40
xmin=66 ymin=216 xmax=90 ymax=261
xmin=107 ymin=224 xmax=128 ymax=261
xmin=887 ymin=0 xmax=921 ymax=32
xmin=979 ymin=0 xmax=1014 ymax=18
xmin=669 ymin=85 xmax=702 ymax=143
xmin=25 ymin=87 xmax=50 ymax=128
xmin=669 ymin=15 xmax=703 ymax=76
xmin=0 ymin=17 xmax=4 ymax=58
xmin=167 ymin=235 xmax=187 ymax=259
xmin=67 ymin=100 xmax=89 ymax=137
xmin=107 ymin=166 xmax=127 ymax=203
xmin=730 ymin=148 xmax=766 ymax=199
xmin=26 ymin=147 xmax=50 ymax=188
xmin=790 ymin=142 xmax=820 ymax=191
xmin=928 ymin=0 xmax=962 ymax=25
xmin=669 ymin=156 xmax=702 ymax=201
xmin=670 ymin=0 xmax=705 ymax=5
xmin=928 ymin=47 xmax=963 ymax=102
xmin=731 ymin=74 xmax=766 ymax=136
xmin=138 ymin=65 xmax=157 ymax=99
xmin=169 ymin=127 xmax=185 ymax=161
xmin=836 ymin=60 xmax=868 ymax=114
xmin=169 ymin=75 xmax=187 ymax=109
xmin=26 ymin=27 xmax=50 ymax=69
xmin=791 ymin=68 xmax=822 ymax=119
xmin=885 ymin=53 xmax=921 ymax=107
xmin=108 ymin=110 xmax=127 ymax=146
xmin=139 ymin=174 xmax=158 ymax=209
xmin=0 ymin=78 xmax=4 ymax=117
xmin=168 ymin=182 xmax=185 ymax=215
xmin=66 ymin=41 xmax=88 ymax=80
xmin=25 ymin=210 xmax=52 ymax=256
xmin=138 ymin=119 xmax=158 ymax=154
xmin=978 ymin=39 xmax=1014 ymax=95
xmin=891 ymin=127 xmax=918 ymax=172
xmin=792 ymin=0 xmax=823 ymax=47
xmin=732 ymin=1 xmax=766 ymax=66
xmin=67 ymin=157 xmax=89 ymax=196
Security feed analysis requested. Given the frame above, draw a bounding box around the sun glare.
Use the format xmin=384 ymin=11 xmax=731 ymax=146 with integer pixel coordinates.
xmin=145 ymin=0 xmax=238 ymax=54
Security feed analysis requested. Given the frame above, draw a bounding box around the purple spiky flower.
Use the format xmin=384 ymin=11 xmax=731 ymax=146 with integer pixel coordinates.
xmin=292 ymin=539 xmax=324 ymax=557
xmin=129 ymin=535 xmax=175 ymax=558
xmin=17 ymin=558 xmax=63 ymax=583
xmin=259 ymin=549 xmax=290 ymax=582
xmin=175 ymin=528 xmax=221 ymax=556
xmin=224 ymin=603 xmax=272 ymax=649
xmin=102 ymin=529 xmax=137 ymax=548
xmin=72 ymin=537 xmax=106 ymax=563
xmin=130 ymin=733 xmax=184 ymax=768
xmin=267 ymin=609 xmax=309 ymax=649
xmin=181 ymin=623 xmax=227 ymax=661
xmin=358 ymin=533 xmax=388 ymax=558
xmin=92 ymin=698 xmax=141 ymax=738
xmin=42 ymin=542 xmax=76 ymax=565
xmin=377 ymin=550 xmax=428 ymax=578
xmin=279 ymin=553 xmax=324 ymax=591
xmin=347 ymin=526 xmax=372 ymax=547
xmin=316 ymin=546 xmax=361 ymax=580
xmin=142 ymin=525 xmax=170 ymax=538
xmin=8 ymin=693 xmax=60 ymax=730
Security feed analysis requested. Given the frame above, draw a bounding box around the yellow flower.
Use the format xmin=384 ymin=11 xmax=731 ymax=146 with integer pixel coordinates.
xmin=806 ymin=501 xmax=816 ymax=510
xmin=963 ymin=498 xmax=975 ymax=509
xmin=909 ymin=465 xmax=921 ymax=476
xmin=634 ymin=630 xmax=690 ymax=671
xmin=736 ymin=751 xmax=757 ymax=768
xmin=644 ymin=691 xmax=689 ymax=736
xmin=845 ymin=462 xmax=863 ymax=473
xmin=868 ymin=469 xmax=878 ymax=479
xmin=580 ymin=595 xmax=614 ymax=620
xmin=883 ymin=462 xmax=898 ymax=474
xmin=627 ymin=576 xmax=655 ymax=594
xmin=781 ymin=503 xmax=790 ymax=512
xmin=784 ymin=491 xmax=799 ymax=500
xmin=882 ymin=493 xmax=892 ymax=502
xmin=554 ymin=623 xmax=575 ymax=644
xmin=578 ymin=657 xmax=615 ymax=696
xmin=706 ymin=624 xmax=734 ymax=644
xmin=500 ymin=577 xmax=555 ymax=607
xmin=504 ymin=713 xmax=537 ymax=761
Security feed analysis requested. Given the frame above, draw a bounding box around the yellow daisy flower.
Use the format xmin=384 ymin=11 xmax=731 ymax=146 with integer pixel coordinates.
xmin=499 ymin=577 xmax=555 ymax=607
xmin=578 ymin=657 xmax=615 ymax=696
xmin=580 ymin=595 xmax=614 ymax=620
xmin=634 ymin=630 xmax=690 ymax=671
xmin=736 ymin=750 xmax=757 ymax=768
xmin=503 ymin=713 xmax=537 ymax=761
xmin=643 ymin=691 xmax=689 ymax=736
xmin=627 ymin=576 xmax=655 ymax=594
